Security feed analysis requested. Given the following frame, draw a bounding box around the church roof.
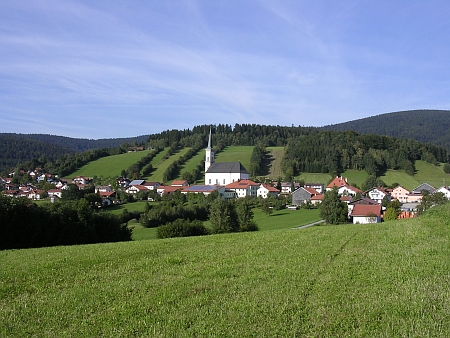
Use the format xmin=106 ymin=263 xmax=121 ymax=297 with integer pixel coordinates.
xmin=206 ymin=162 xmax=249 ymax=174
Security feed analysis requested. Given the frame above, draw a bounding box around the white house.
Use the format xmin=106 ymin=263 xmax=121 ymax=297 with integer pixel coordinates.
xmin=366 ymin=187 xmax=391 ymax=204
xmin=225 ymin=179 xmax=259 ymax=198
xmin=436 ymin=186 xmax=450 ymax=199
xmin=257 ymin=183 xmax=280 ymax=198
xmin=350 ymin=204 xmax=382 ymax=224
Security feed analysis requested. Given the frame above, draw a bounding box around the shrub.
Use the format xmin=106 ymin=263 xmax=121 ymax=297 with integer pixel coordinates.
xmin=157 ymin=219 xmax=209 ymax=239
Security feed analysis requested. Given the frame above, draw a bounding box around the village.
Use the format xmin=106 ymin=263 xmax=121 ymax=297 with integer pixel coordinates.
xmin=2 ymin=130 xmax=450 ymax=225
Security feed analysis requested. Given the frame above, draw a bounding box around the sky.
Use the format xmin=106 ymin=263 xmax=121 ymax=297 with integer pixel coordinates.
xmin=1 ymin=1 xmax=450 ymax=139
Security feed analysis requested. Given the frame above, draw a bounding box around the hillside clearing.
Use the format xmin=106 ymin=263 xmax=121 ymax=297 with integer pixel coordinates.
xmin=1 ymin=204 xmax=449 ymax=337
xmin=68 ymin=150 xmax=152 ymax=178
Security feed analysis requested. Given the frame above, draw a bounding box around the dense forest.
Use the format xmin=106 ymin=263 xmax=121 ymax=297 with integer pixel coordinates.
xmin=0 ymin=134 xmax=74 ymax=173
xmin=281 ymin=131 xmax=448 ymax=179
xmin=322 ymin=110 xmax=450 ymax=150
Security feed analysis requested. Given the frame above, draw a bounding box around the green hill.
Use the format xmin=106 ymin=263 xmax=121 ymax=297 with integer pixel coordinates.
xmin=146 ymin=147 xmax=192 ymax=183
xmin=322 ymin=109 xmax=450 ymax=149
xmin=68 ymin=150 xmax=152 ymax=178
xmin=2 ymin=204 xmax=449 ymax=336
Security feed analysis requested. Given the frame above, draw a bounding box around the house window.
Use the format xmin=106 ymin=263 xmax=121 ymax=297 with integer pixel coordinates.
xmin=216 ymin=179 xmax=218 ymax=184
xmin=209 ymin=179 xmax=211 ymax=184
xmin=223 ymin=179 xmax=225 ymax=184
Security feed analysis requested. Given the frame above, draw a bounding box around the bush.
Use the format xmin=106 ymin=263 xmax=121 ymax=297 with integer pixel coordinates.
xmin=157 ymin=219 xmax=209 ymax=238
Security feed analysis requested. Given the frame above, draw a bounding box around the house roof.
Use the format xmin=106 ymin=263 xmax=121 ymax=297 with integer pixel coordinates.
xmin=226 ymin=179 xmax=259 ymax=189
xmin=206 ymin=162 xmax=249 ymax=174
xmin=304 ymin=187 xmax=320 ymax=195
xmin=99 ymin=191 xmax=116 ymax=197
xmin=349 ymin=197 xmax=379 ymax=205
xmin=171 ymin=180 xmax=188 ymax=186
xmin=183 ymin=185 xmax=221 ymax=193
xmin=130 ymin=180 xmax=145 ymax=186
xmin=350 ymin=204 xmax=382 ymax=217
xmin=160 ymin=186 xmax=184 ymax=194
xmin=311 ymin=194 xmax=324 ymax=200
xmin=412 ymin=183 xmax=436 ymax=194
xmin=259 ymin=183 xmax=280 ymax=193
xmin=327 ymin=176 xmax=349 ymax=188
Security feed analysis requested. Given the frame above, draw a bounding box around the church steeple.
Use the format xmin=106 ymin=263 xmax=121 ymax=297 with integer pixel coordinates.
xmin=205 ymin=128 xmax=214 ymax=172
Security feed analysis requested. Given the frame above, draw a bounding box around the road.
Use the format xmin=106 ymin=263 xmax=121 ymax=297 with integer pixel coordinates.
xmin=291 ymin=219 xmax=325 ymax=230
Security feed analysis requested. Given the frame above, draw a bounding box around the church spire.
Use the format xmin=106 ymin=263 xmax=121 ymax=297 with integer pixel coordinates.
xmin=207 ymin=128 xmax=212 ymax=149
xmin=205 ymin=127 xmax=214 ymax=173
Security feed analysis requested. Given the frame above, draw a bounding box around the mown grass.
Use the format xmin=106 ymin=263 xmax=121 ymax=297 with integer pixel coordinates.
xmin=214 ymin=146 xmax=253 ymax=175
xmin=68 ymin=150 xmax=152 ymax=178
xmin=146 ymin=147 xmax=192 ymax=183
xmin=341 ymin=169 xmax=369 ymax=188
xmin=265 ymin=147 xmax=285 ymax=178
xmin=296 ymin=173 xmax=332 ymax=185
xmin=173 ymin=151 xmax=205 ymax=183
xmin=2 ymin=204 xmax=449 ymax=337
xmin=381 ymin=169 xmax=420 ymax=190
xmin=414 ymin=160 xmax=449 ymax=188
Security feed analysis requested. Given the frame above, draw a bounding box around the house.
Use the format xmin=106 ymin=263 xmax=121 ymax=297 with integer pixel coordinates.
xmin=392 ymin=185 xmax=410 ymax=203
xmin=326 ymin=176 xmax=349 ymax=191
xmin=412 ymin=183 xmax=435 ymax=194
xmin=280 ymin=182 xmax=300 ymax=195
xmin=350 ymin=204 xmax=382 ymax=224
xmin=47 ymin=189 xmax=62 ymax=198
xmin=436 ymin=186 xmax=450 ymax=199
xmin=125 ymin=185 xmax=148 ymax=194
xmin=143 ymin=182 xmax=160 ymax=190
xmin=348 ymin=197 xmax=379 ymax=216
xmin=292 ymin=187 xmax=322 ymax=206
xmin=304 ymin=183 xmax=324 ymax=194
xmin=170 ymin=180 xmax=189 ymax=187
xmin=28 ymin=190 xmax=45 ymax=200
xmin=95 ymin=186 xmax=112 ymax=193
xmin=257 ymin=183 xmax=280 ymax=199
xmin=225 ymin=179 xmax=259 ymax=198
xmin=129 ymin=179 xmax=145 ymax=186
xmin=337 ymin=185 xmax=364 ymax=197
xmin=182 ymin=185 xmax=226 ymax=197
xmin=366 ymin=187 xmax=391 ymax=204
xmin=204 ymin=130 xmax=250 ymax=185
xmin=157 ymin=185 xmax=184 ymax=196
xmin=73 ymin=176 xmax=90 ymax=185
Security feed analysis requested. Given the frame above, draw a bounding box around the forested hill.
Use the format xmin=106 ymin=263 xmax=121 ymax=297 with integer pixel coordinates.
xmin=321 ymin=110 xmax=450 ymax=149
xmin=0 ymin=134 xmax=74 ymax=172
xmin=1 ymin=133 xmax=151 ymax=152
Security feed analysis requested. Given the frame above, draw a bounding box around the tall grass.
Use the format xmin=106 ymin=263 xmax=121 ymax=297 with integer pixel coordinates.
xmin=2 ymin=204 xmax=449 ymax=337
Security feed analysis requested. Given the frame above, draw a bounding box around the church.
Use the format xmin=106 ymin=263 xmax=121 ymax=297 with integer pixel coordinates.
xmin=204 ymin=129 xmax=250 ymax=185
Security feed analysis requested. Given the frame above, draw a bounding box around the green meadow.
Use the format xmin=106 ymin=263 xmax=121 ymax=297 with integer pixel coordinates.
xmin=145 ymin=147 xmax=192 ymax=183
xmin=68 ymin=150 xmax=152 ymax=178
xmin=1 ymin=204 xmax=449 ymax=337
xmin=214 ymin=146 xmax=253 ymax=175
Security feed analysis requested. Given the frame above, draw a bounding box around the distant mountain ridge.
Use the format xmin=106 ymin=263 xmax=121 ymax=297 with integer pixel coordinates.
xmin=321 ymin=110 xmax=450 ymax=149
xmin=1 ymin=133 xmax=151 ymax=152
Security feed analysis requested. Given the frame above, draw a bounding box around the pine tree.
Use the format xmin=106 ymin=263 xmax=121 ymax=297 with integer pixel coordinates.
xmin=319 ymin=188 xmax=348 ymax=224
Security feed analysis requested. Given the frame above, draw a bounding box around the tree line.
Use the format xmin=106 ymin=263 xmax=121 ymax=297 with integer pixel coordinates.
xmin=281 ymin=131 xmax=449 ymax=178
xmin=0 ymin=194 xmax=131 ymax=250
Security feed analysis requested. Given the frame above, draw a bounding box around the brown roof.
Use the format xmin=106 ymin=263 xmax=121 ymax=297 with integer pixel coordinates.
xmin=350 ymin=205 xmax=382 ymax=217
xmin=327 ymin=176 xmax=349 ymax=189
xmin=226 ymin=179 xmax=259 ymax=189
xmin=260 ymin=183 xmax=280 ymax=192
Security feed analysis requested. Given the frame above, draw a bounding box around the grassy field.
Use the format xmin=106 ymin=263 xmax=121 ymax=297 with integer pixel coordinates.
xmin=265 ymin=147 xmax=285 ymax=178
xmin=173 ymin=151 xmax=205 ymax=183
xmin=214 ymin=146 xmax=253 ymax=175
xmin=296 ymin=173 xmax=332 ymax=185
xmin=2 ymin=204 xmax=449 ymax=337
xmin=414 ymin=160 xmax=449 ymax=188
xmin=68 ymin=150 xmax=152 ymax=178
xmin=146 ymin=147 xmax=192 ymax=183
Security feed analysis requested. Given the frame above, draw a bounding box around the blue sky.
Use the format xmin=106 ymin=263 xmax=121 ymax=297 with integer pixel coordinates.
xmin=1 ymin=1 xmax=450 ymax=139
